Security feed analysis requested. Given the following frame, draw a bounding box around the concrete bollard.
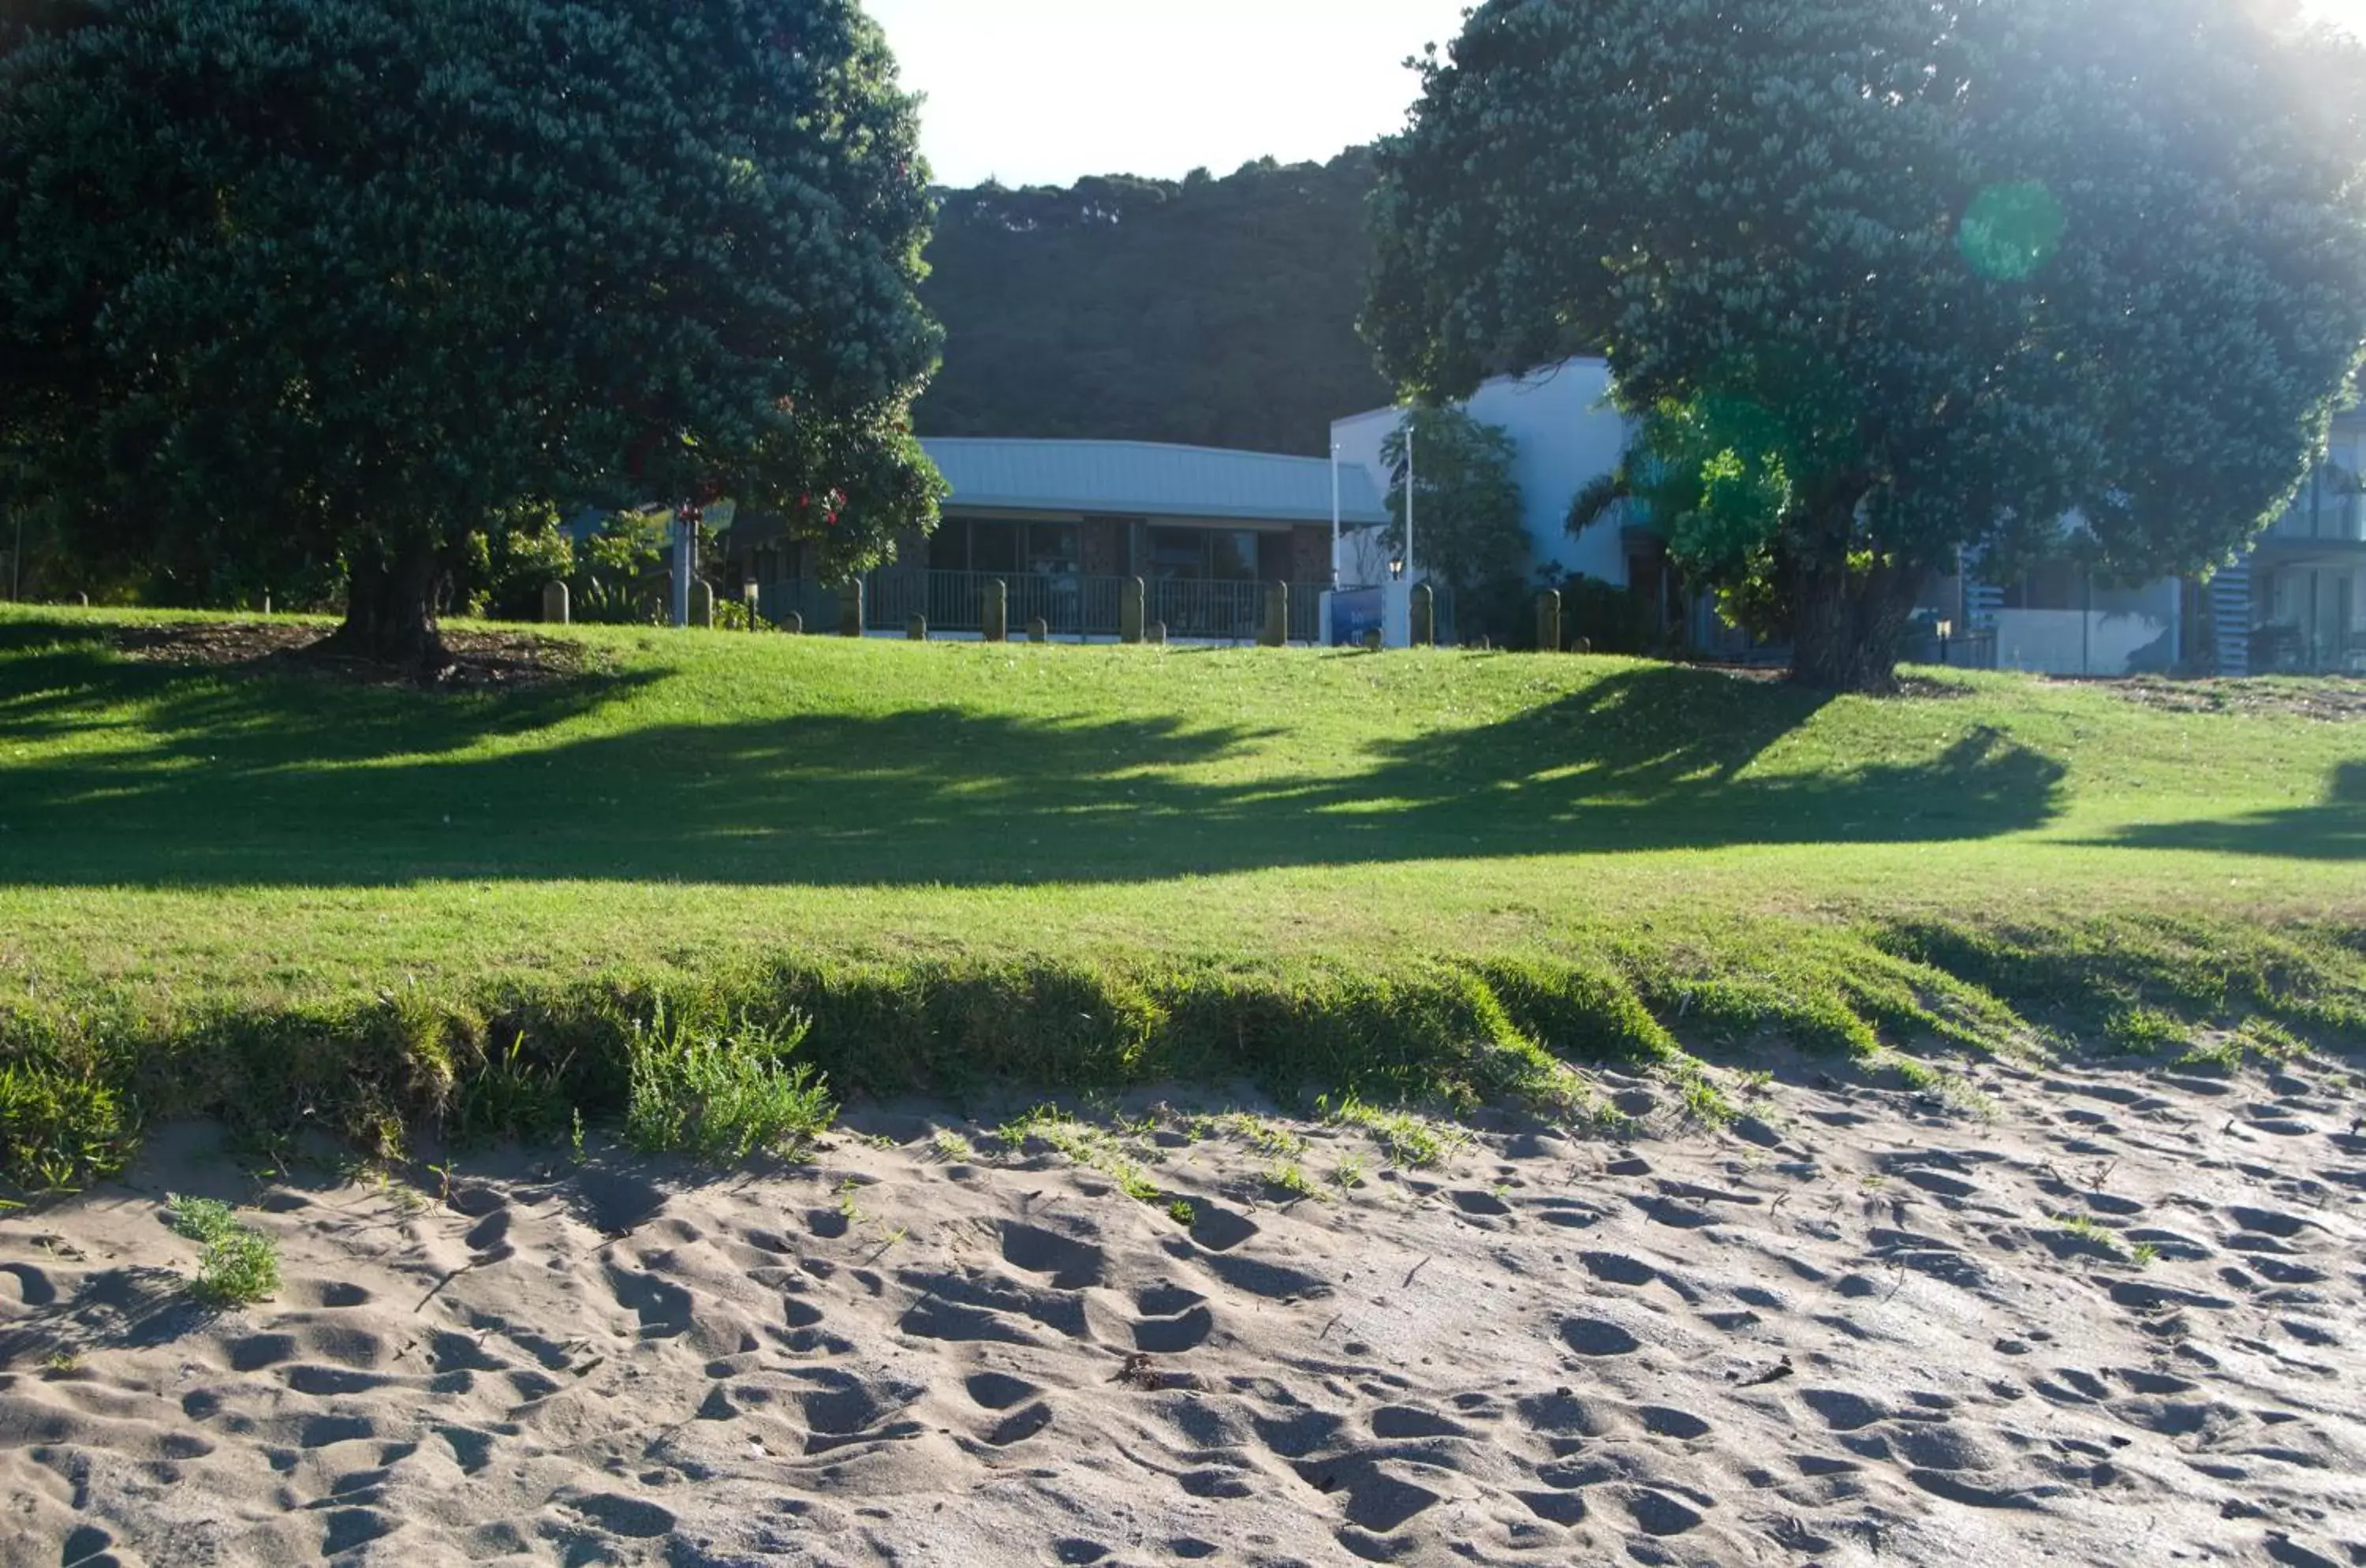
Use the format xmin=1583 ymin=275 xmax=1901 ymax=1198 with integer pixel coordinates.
xmin=1409 ymin=584 xmax=1435 ymax=648
xmin=543 ymin=581 xmax=571 ymax=626
xmin=1147 ymin=621 xmax=1168 ymax=646
xmin=1362 ymin=627 xmax=1383 ymax=652
xmin=1027 ymin=617 xmax=1049 ymax=644
xmin=1119 ymin=577 xmax=1146 ymax=644
xmin=1260 ymin=581 xmax=1289 ymax=648
xmin=983 ymin=579 xmax=1009 ymax=643
xmin=1536 ymin=590 xmax=1563 ymax=653
xmin=689 ymin=579 xmax=715 ymax=629
xmin=782 ymin=611 xmax=804 ymax=636
xmin=839 ymin=580 xmax=864 ymax=637
xmin=906 ymin=614 xmax=927 ymax=641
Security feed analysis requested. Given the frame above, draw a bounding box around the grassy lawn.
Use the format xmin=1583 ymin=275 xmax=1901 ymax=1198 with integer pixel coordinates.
xmin=2 ymin=607 xmax=2360 ymax=1186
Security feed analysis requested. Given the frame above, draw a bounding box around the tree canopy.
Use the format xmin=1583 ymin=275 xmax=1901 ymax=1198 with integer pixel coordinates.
xmin=0 ymin=0 xmax=942 ymax=668
xmin=1366 ymin=0 xmax=2366 ymax=689
xmin=916 ymin=152 xmax=1390 ymax=454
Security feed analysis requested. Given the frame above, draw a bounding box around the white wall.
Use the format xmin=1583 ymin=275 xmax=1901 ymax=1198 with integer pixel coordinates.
xmin=1330 ymin=358 xmax=1633 ymax=592
xmin=1992 ymin=578 xmax=2182 ymax=677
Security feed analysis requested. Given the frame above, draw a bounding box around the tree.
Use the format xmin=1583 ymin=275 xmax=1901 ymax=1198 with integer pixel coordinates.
xmin=1379 ymin=406 xmax=1531 ymax=640
xmin=0 ymin=0 xmax=942 ymax=671
xmin=1364 ymin=0 xmax=2366 ymax=690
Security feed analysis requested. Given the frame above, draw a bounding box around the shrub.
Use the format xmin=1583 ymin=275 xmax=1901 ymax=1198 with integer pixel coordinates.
xmin=625 ymin=1006 xmax=835 ymax=1162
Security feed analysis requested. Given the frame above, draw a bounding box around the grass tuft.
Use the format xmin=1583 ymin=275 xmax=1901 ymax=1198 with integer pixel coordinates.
xmin=623 ymin=1006 xmax=834 ymax=1162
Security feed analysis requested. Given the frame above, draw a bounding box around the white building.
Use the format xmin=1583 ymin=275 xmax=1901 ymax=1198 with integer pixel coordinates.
xmin=1333 ymin=358 xmax=2365 ymax=676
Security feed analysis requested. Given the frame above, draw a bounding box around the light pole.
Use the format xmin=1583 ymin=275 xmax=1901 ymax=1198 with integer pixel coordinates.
xmin=1329 ymin=442 xmax=1342 ymax=592
xmin=1402 ymin=420 xmax=1416 ymax=588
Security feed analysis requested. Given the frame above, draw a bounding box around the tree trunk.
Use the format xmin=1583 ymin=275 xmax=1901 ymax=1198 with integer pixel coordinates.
xmin=1786 ymin=547 xmax=1922 ymax=694
xmin=328 ymin=535 xmax=449 ymax=678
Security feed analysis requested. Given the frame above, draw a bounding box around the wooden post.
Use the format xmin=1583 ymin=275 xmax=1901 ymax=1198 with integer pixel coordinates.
xmin=1119 ymin=577 xmax=1146 ymax=644
xmin=1027 ymin=617 xmax=1050 ymax=644
xmin=839 ymin=580 xmax=864 ymax=637
xmin=1409 ymin=583 xmax=1435 ymax=648
xmin=983 ymin=579 xmax=1009 ymax=643
xmin=1536 ymin=590 xmax=1564 ymax=653
xmin=906 ymin=614 xmax=927 ymax=641
xmin=689 ymin=579 xmax=715 ymax=629
xmin=1260 ymin=581 xmax=1288 ymax=647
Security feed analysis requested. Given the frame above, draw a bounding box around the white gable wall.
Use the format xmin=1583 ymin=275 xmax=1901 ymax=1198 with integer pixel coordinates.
xmin=1330 ymin=358 xmax=1633 ymax=590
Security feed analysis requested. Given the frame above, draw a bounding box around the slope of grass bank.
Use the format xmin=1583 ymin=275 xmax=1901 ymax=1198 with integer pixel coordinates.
xmin=2 ymin=608 xmax=2360 ymax=1189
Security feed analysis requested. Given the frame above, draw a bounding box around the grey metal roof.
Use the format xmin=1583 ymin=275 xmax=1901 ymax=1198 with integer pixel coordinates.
xmin=920 ymin=438 xmax=1390 ymax=527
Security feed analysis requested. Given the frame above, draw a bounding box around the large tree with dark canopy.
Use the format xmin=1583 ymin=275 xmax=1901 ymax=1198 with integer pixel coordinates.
xmin=1364 ymin=0 xmax=2366 ymax=690
xmin=0 ymin=0 xmax=941 ymax=671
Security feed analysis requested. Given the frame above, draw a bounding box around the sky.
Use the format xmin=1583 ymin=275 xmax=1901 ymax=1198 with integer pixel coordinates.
xmin=866 ymin=0 xmax=2366 ymax=190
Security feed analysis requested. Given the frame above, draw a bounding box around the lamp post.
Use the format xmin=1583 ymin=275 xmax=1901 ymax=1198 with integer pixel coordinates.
xmin=1329 ymin=442 xmax=1342 ymax=592
xmin=1402 ymin=421 xmax=1416 ymax=588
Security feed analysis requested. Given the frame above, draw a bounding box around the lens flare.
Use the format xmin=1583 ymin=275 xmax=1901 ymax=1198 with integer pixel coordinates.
xmin=1958 ymin=182 xmax=2067 ymax=282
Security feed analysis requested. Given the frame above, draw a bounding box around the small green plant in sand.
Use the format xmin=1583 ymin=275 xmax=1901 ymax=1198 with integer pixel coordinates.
xmin=625 ymin=1006 xmax=834 ymax=1162
xmin=1264 ymin=1159 xmax=1327 ymax=1204
xmin=1334 ymin=1155 xmax=1368 ymax=1191
xmin=1318 ymin=1094 xmax=1465 ymax=1169
xmin=43 ymin=1352 xmax=80 ymax=1375
xmin=165 ymin=1194 xmax=281 ymax=1307
xmin=2174 ymin=1037 xmax=2245 ymax=1075
xmin=2052 ymin=1212 xmax=2148 ymax=1264
xmin=2104 ymin=1005 xmax=2189 ymax=1057
xmin=1166 ymin=1198 xmax=1196 ymax=1226
xmin=931 ymin=1129 xmax=977 ymax=1163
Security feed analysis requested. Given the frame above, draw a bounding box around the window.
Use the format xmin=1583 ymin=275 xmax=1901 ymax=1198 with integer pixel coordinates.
xmin=931 ymin=519 xmax=971 ymax=573
xmin=1027 ymin=524 xmax=1079 ymax=575
xmin=1150 ymin=528 xmax=1205 ymax=581
xmin=970 ymin=521 xmax=1021 ymax=573
xmin=1209 ymin=531 xmax=1261 ymax=581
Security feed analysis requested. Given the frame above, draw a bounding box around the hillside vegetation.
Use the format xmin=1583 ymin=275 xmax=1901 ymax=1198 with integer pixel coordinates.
xmin=916 ymin=154 xmax=1390 ymax=454
xmin=1 ymin=608 xmax=2360 ymax=1189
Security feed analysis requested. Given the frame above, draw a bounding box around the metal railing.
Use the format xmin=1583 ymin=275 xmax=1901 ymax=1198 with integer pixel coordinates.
xmin=751 ymin=569 xmax=1329 ymax=643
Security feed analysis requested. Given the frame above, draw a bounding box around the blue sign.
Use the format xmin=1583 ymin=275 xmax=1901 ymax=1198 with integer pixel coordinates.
xmin=1330 ymin=588 xmax=1386 ymax=648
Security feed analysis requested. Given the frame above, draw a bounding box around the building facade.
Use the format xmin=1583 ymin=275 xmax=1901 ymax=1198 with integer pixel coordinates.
xmin=1333 ymin=359 xmax=2366 ymax=676
xmin=737 ymin=437 xmax=1390 ymax=642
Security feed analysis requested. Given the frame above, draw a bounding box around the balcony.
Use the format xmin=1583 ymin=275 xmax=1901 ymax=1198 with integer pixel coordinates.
xmin=2263 ymin=464 xmax=2364 ymax=548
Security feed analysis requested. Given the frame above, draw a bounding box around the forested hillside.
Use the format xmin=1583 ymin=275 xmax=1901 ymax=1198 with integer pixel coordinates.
xmin=914 ymin=150 xmax=1390 ymax=456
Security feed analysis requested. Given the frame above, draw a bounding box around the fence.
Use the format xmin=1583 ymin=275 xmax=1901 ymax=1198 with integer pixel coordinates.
xmin=751 ymin=569 xmax=1330 ymax=644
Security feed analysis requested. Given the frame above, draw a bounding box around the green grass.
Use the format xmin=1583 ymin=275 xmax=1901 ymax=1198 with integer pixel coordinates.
xmin=1 ymin=607 xmax=2360 ymax=1189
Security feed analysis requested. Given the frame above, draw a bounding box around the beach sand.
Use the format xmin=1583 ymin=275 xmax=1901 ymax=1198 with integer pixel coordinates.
xmin=4 ymin=1051 xmax=2362 ymax=1566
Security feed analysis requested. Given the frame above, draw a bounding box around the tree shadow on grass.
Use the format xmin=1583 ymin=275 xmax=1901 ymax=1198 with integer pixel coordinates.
xmin=0 ymin=641 xmax=2069 ymax=888
xmin=2087 ymin=760 xmax=2364 ymax=862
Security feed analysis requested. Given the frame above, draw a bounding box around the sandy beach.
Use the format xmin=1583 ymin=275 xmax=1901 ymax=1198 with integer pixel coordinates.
xmin=5 ymin=1049 xmax=2362 ymax=1567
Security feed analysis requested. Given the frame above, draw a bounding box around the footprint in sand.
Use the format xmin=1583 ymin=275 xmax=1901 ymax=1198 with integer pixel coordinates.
xmin=1133 ymin=1284 xmax=1215 ymax=1353
xmin=1560 ymin=1317 xmax=1641 ymax=1357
